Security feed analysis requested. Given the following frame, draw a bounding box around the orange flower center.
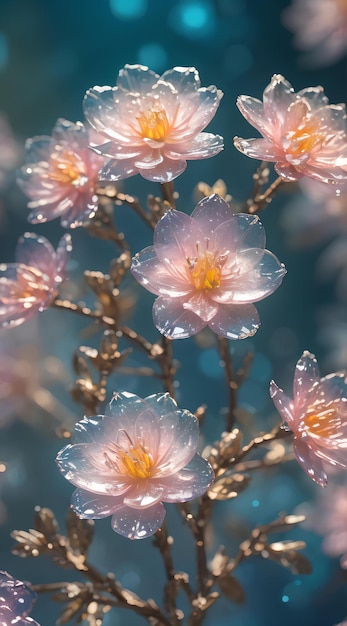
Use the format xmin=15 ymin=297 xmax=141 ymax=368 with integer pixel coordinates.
xmin=137 ymin=107 xmax=170 ymax=141
xmin=188 ymin=252 xmax=222 ymax=290
xmin=304 ymin=407 xmax=337 ymax=439
xmin=48 ymin=149 xmax=87 ymax=186
xmin=284 ymin=119 xmax=325 ymax=159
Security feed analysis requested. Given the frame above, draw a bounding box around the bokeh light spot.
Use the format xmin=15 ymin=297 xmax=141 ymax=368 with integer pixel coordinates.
xmin=109 ymin=0 xmax=148 ymax=20
xmin=138 ymin=43 xmax=168 ymax=72
xmin=169 ymin=0 xmax=216 ymax=39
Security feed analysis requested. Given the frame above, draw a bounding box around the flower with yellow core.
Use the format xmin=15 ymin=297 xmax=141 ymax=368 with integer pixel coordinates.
xmin=83 ymin=64 xmax=224 ymax=183
xmin=56 ymin=392 xmax=214 ymax=540
xmin=131 ymin=194 xmax=286 ymax=340
xmin=234 ymin=74 xmax=347 ymax=185
xmin=270 ymin=351 xmax=347 ymax=487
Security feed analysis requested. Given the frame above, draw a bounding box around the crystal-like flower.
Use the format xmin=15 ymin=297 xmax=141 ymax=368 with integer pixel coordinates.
xmin=234 ymin=74 xmax=347 ymax=185
xmin=0 ymin=570 xmax=39 ymax=625
xmin=56 ymin=391 xmax=214 ymax=539
xmin=270 ymin=351 xmax=347 ymax=487
xmin=282 ymin=0 xmax=347 ymax=67
xmin=17 ymin=119 xmax=104 ymax=228
xmin=83 ymin=64 xmax=224 ymax=183
xmin=0 ymin=232 xmax=71 ymax=329
xmin=131 ymin=194 xmax=286 ymax=340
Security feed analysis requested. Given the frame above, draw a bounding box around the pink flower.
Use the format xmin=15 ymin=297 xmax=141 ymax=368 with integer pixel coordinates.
xmin=83 ymin=64 xmax=223 ymax=183
xmin=0 ymin=570 xmax=39 ymax=625
xmin=234 ymin=74 xmax=347 ymax=185
xmin=56 ymin=391 xmax=214 ymax=540
xmin=17 ymin=119 xmax=104 ymax=228
xmin=270 ymin=350 xmax=347 ymax=487
xmin=0 ymin=232 xmax=71 ymax=329
xmin=309 ymin=482 xmax=347 ymax=568
xmin=131 ymin=194 xmax=286 ymax=340
xmin=282 ymin=0 xmax=347 ymax=67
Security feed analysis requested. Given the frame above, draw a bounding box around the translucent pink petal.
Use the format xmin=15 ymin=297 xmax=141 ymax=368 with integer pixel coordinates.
xmin=123 ymin=483 xmax=165 ymax=508
xmin=185 ymin=86 xmax=223 ymax=133
xmin=155 ymin=409 xmax=200 ymax=474
xmin=160 ymin=66 xmax=201 ymax=93
xmin=159 ymin=454 xmax=214 ymax=502
xmin=313 ymin=443 xmax=347 ymax=469
xmin=233 ymin=137 xmax=281 ymax=161
xmin=144 ymin=392 xmax=178 ymax=418
xmin=154 ymin=209 xmax=203 ymax=261
xmin=165 ymin=132 xmax=223 ymax=160
xmin=105 ymin=391 xmax=154 ymax=438
xmin=98 ymin=158 xmax=138 ymax=182
xmin=15 ymin=233 xmax=56 ymax=279
xmin=55 ymin=234 xmax=72 ymax=281
xmin=91 ymin=140 xmax=144 ymax=160
xmin=236 ymin=95 xmax=268 ymax=135
xmin=293 ymin=437 xmax=327 ymax=487
xmin=83 ymin=87 xmax=126 ymax=141
xmin=212 ymin=213 xmax=266 ymax=254
xmin=211 ymin=250 xmax=285 ymax=303
xmin=274 ymin=161 xmax=304 ymax=181
xmin=56 ymin=443 xmax=132 ymax=495
xmin=131 ymin=246 xmax=192 ymax=297
xmin=71 ymin=488 xmax=124 ymax=518
xmin=207 ymin=303 xmax=260 ymax=340
xmin=191 ymin=194 xmax=234 ymax=235
xmin=183 ymin=291 xmax=218 ymax=322
xmin=139 ymin=156 xmax=187 ymax=183
xmin=263 ymin=74 xmax=296 ymax=123
xmin=269 ymin=380 xmax=295 ymax=428
xmin=111 ymin=502 xmax=166 ymax=539
xmin=117 ymin=64 xmax=159 ymax=93
xmin=153 ymin=295 xmax=206 ymax=339
xmin=294 ymin=350 xmax=321 ymax=409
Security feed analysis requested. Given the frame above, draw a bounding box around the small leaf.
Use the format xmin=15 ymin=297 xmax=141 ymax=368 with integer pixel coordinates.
xmin=208 ymin=472 xmax=251 ymax=500
xmin=34 ymin=506 xmax=59 ymax=540
xmin=218 ymin=574 xmax=245 ymax=604
xmin=66 ymin=509 xmax=94 ymax=557
xmin=11 ymin=529 xmax=47 ymax=557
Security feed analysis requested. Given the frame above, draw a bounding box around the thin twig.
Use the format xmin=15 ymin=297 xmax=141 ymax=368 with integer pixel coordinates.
xmin=153 ymin=525 xmax=180 ymax=624
xmin=246 ymin=176 xmax=285 ymax=214
xmin=217 ymin=337 xmax=237 ymax=431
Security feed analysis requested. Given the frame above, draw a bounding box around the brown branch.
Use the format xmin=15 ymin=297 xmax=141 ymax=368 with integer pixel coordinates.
xmin=153 ymin=525 xmax=180 ymax=625
xmin=246 ymin=176 xmax=286 ymax=214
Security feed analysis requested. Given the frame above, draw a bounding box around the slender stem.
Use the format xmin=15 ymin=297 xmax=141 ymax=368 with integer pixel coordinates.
xmin=233 ymin=424 xmax=292 ymax=465
xmin=159 ymin=336 xmax=176 ymax=398
xmin=99 ymin=187 xmax=156 ymax=229
xmin=217 ymin=336 xmax=237 ymax=431
xmin=160 ymin=182 xmax=176 ymax=209
xmin=154 ymin=525 xmax=180 ymax=624
xmin=247 ymin=176 xmax=285 ymax=214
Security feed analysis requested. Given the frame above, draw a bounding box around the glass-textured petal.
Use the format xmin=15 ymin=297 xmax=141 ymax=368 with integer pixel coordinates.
xmin=0 ymin=571 xmax=40 ymax=626
xmin=294 ymin=438 xmax=328 ymax=487
xmin=111 ymin=502 xmax=166 ymax=540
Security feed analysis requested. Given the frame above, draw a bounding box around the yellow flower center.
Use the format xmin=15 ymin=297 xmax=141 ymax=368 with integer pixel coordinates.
xmin=117 ymin=444 xmax=154 ymax=479
xmin=104 ymin=434 xmax=154 ymax=480
xmin=304 ymin=407 xmax=337 ymax=439
xmin=48 ymin=149 xmax=86 ymax=186
xmin=137 ymin=107 xmax=170 ymax=141
xmin=188 ymin=252 xmax=222 ymax=290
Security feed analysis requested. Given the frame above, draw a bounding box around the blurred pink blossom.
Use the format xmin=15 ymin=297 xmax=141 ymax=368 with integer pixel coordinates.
xmin=309 ymin=482 xmax=347 ymax=569
xmin=83 ymin=64 xmax=224 ymax=183
xmin=234 ymin=74 xmax=347 ymax=185
xmin=0 ymin=570 xmax=39 ymax=625
xmin=270 ymin=351 xmax=347 ymax=487
xmin=17 ymin=119 xmax=104 ymax=228
xmin=0 ymin=232 xmax=71 ymax=329
xmin=56 ymin=391 xmax=214 ymax=540
xmin=131 ymin=194 xmax=286 ymax=340
xmin=282 ymin=0 xmax=347 ymax=67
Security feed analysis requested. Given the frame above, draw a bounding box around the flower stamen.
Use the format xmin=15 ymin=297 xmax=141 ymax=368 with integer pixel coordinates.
xmin=137 ymin=107 xmax=170 ymax=141
xmin=187 ymin=251 xmax=222 ymax=290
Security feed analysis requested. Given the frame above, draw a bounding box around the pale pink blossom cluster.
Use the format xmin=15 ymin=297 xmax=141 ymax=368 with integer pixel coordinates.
xmin=282 ymin=0 xmax=347 ymax=67
xmin=270 ymin=351 xmax=347 ymax=487
xmin=56 ymin=392 xmax=214 ymax=539
xmin=0 ymin=233 xmax=71 ymax=329
xmin=131 ymin=194 xmax=286 ymax=340
xmin=234 ymin=74 xmax=347 ymax=185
